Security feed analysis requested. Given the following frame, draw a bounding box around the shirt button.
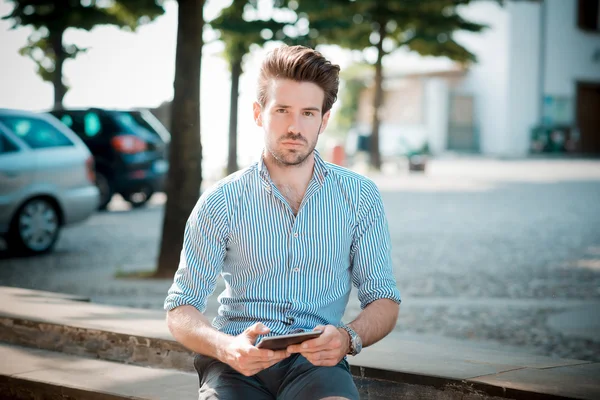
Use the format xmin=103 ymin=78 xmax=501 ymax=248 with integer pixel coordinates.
xmin=293 ymin=233 xmax=299 ymax=238
xmin=293 ymin=267 xmax=300 ymax=272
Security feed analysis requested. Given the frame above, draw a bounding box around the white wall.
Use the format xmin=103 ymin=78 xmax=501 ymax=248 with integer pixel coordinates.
xmin=353 ymin=122 xmax=427 ymax=158
xmin=455 ymin=1 xmax=510 ymax=155
xmin=544 ymin=0 xmax=600 ymax=98
xmin=425 ymin=78 xmax=449 ymax=155
xmin=506 ymin=1 xmax=542 ymax=155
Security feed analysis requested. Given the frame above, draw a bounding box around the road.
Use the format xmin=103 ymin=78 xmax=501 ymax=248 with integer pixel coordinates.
xmin=1 ymin=156 xmax=599 ymax=361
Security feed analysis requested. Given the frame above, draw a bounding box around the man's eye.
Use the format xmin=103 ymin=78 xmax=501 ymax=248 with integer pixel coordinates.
xmin=303 ymin=112 xmax=314 ymax=117
xmin=276 ymin=109 xmax=286 ymax=113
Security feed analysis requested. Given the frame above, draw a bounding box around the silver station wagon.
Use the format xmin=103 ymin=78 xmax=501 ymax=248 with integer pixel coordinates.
xmin=0 ymin=109 xmax=99 ymax=255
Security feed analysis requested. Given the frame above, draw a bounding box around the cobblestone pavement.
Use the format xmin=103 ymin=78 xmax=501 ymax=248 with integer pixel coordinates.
xmin=1 ymin=157 xmax=599 ymax=362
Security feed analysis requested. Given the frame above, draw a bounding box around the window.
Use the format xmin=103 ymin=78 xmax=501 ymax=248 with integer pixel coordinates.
xmin=84 ymin=112 xmax=102 ymax=137
xmin=112 ymin=111 xmax=163 ymax=140
xmin=0 ymin=133 xmax=19 ymax=154
xmin=578 ymin=0 xmax=600 ymax=32
xmin=57 ymin=111 xmax=104 ymax=138
xmin=0 ymin=116 xmax=74 ymax=149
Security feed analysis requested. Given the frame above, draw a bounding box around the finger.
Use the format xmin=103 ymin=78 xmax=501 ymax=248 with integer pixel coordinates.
xmin=288 ymin=335 xmax=342 ymax=353
xmin=287 ymin=337 xmax=326 ymax=353
xmin=263 ymin=357 xmax=285 ymax=369
xmin=249 ymin=347 xmax=289 ymax=362
xmin=305 ymin=325 xmax=341 ymax=348
xmin=302 ymin=349 xmax=338 ymax=361
xmin=303 ymin=352 xmax=340 ymax=366
xmin=243 ymin=323 xmax=270 ymax=344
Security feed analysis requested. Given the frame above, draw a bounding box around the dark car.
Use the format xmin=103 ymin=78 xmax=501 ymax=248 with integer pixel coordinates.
xmin=49 ymin=108 xmax=170 ymax=210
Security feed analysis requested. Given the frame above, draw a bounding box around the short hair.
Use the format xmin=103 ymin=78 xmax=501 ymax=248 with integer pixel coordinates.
xmin=257 ymin=45 xmax=340 ymax=114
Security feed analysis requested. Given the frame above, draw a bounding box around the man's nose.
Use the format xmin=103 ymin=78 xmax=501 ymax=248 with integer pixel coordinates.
xmin=287 ymin=114 xmax=301 ymax=134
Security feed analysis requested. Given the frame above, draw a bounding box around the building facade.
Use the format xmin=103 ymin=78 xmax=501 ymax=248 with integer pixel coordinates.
xmin=354 ymin=0 xmax=600 ymax=158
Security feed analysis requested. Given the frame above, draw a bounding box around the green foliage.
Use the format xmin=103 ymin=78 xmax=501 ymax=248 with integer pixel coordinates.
xmin=292 ymin=0 xmax=492 ymax=64
xmin=209 ymin=1 xmax=288 ymax=68
xmin=286 ymin=0 xmax=498 ymax=168
xmin=2 ymin=0 xmax=165 ymax=91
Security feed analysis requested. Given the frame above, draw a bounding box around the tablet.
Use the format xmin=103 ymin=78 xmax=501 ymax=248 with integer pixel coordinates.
xmin=257 ymin=330 xmax=323 ymax=351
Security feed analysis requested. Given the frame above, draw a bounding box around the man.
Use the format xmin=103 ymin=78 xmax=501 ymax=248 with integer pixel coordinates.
xmin=165 ymin=45 xmax=401 ymax=400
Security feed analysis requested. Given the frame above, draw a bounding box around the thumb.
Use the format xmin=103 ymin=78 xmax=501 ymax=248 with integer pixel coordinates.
xmin=243 ymin=323 xmax=270 ymax=344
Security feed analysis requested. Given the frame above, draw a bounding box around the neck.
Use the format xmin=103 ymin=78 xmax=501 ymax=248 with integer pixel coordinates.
xmin=263 ymin=150 xmax=315 ymax=190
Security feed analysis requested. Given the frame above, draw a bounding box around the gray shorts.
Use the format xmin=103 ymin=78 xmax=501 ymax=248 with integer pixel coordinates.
xmin=194 ymin=353 xmax=359 ymax=400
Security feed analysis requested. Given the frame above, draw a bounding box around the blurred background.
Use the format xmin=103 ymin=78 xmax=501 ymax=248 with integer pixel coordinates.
xmin=0 ymin=0 xmax=599 ymax=364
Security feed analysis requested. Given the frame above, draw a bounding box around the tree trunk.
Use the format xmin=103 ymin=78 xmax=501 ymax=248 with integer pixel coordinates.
xmin=369 ymin=22 xmax=386 ymax=171
xmin=155 ymin=0 xmax=204 ymax=278
xmin=227 ymin=56 xmax=242 ymax=175
xmin=50 ymin=30 xmax=67 ymax=109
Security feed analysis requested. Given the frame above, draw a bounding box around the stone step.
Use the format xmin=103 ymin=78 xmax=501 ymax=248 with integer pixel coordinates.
xmin=1 ymin=286 xmax=599 ymax=400
xmin=0 ymin=343 xmax=197 ymax=400
xmin=0 ymin=316 xmax=195 ymax=373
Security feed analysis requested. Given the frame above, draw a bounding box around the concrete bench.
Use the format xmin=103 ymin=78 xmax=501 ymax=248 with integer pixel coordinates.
xmin=0 ymin=343 xmax=197 ymax=399
xmin=0 ymin=286 xmax=598 ymax=400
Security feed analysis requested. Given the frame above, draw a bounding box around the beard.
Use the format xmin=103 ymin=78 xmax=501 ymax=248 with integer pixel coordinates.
xmin=266 ymin=131 xmax=319 ymax=167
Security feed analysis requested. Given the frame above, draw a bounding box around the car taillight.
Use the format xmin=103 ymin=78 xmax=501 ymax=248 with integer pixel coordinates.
xmin=110 ymin=135 xmax=147 ymax=154
xmin=85 ymin=156 xmax=95 ymax=184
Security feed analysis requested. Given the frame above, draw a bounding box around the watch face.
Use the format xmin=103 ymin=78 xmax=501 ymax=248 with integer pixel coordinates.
xmin=353 ymin=335 xmax=362 ymax=354
xmin=344 ymin=325 xmax=361 ymax=355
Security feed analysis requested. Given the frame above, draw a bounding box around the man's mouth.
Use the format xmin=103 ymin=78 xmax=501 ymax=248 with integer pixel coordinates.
xmin=281 ymin=141 xmax=304 ymax=146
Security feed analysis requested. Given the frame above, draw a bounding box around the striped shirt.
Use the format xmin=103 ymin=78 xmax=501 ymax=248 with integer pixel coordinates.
xmin=164 ymin=150 xmax=401 ymax=337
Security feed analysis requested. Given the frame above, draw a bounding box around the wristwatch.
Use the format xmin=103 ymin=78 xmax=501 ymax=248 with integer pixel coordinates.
xmin=340 ymin=324 xmax=362 ymax=356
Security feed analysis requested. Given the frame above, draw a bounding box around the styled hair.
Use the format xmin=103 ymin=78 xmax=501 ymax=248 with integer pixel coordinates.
xmin=257 ymin=45 xmax=340 ymax=114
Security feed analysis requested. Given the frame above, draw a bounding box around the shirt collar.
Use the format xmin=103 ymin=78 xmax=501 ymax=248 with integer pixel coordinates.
xmin=258 ymin=149 xmax=330 ymax=187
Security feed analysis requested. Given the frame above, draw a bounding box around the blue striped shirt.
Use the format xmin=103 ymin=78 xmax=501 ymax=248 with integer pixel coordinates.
xmin=164 ymin=150 xmax=401 ymax=337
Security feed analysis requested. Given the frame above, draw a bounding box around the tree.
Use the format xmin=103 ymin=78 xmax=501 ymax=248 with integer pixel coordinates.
xmin=210 ymin=2 xmax=287 ymax=175
xmin=334 ymin=62 xmax=370 ymax=134
xmin=2 ymin=0 xmax=165 ymax=108
xmin=294 ymin=0 xmax=492 ymax=169
xmin=154 ymin=0 xmax=204 ymax=278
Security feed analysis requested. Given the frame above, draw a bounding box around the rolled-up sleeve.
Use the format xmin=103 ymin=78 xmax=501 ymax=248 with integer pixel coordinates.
xmin=164 ymin=187 xmax=229 ymax=313
xmin=350 ymin=181 xmax=401 ymax=309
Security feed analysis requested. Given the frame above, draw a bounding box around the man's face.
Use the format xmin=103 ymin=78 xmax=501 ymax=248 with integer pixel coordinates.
xmin=254 ymin=79 xmax=330 ymax=167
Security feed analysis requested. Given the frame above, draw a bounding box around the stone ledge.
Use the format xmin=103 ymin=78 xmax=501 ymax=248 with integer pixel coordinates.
xmin=1 ymin=286 xmax=598 ymax=400
xmin=0 ymin=343 xmax=197 ymax=400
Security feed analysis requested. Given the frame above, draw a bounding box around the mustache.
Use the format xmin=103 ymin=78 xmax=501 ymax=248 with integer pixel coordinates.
xmin=279 ymin=133 xmax=307 ymax=143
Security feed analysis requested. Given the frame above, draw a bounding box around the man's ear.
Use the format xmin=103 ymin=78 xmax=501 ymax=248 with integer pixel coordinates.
xmin=253 ymin=102 xmax=263 ymax=127
xmin=319 ymin=110 xmax=331 ymax=135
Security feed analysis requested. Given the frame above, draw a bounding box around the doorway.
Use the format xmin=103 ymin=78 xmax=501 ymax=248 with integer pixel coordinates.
xmin=576 ymin=82 xmax=600 ymax=155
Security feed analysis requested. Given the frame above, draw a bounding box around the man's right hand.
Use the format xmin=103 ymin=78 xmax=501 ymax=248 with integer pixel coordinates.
xmin=218 ymin=322 xmax=290 ymax=376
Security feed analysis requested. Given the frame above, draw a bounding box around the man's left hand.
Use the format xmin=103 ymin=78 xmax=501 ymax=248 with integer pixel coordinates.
xmin=286 ymin=325 xmax=348 ymax=366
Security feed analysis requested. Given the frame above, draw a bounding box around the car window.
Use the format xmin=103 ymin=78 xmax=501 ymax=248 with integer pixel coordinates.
xmin=57 ymin=112 xmax=98 ymax=139
xmin=0 ymin=115 xmax=74 ymax=149
xmin=0 ymin=133 xmax=19 ymax=154
xmin=84 ymin=112 xmax=102 ymax=137
xmin=112 ymin=111 xmax=164 ymax=140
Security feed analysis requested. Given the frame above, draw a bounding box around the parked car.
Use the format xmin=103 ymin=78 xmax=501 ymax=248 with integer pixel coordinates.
xmin=0 ymin=109 xmax=99 ymax=255
xmin=48 ymin=108 xmax=170 ymax=210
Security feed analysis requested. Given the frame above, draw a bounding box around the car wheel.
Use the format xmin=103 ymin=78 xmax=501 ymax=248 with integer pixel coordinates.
xmin=96 ymin=172 xmax=114 ymax=210
xmin=124 ymin=187 xmax=154 ymax=208
xmin=8 ymin=198 xmax=61 ymax=255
